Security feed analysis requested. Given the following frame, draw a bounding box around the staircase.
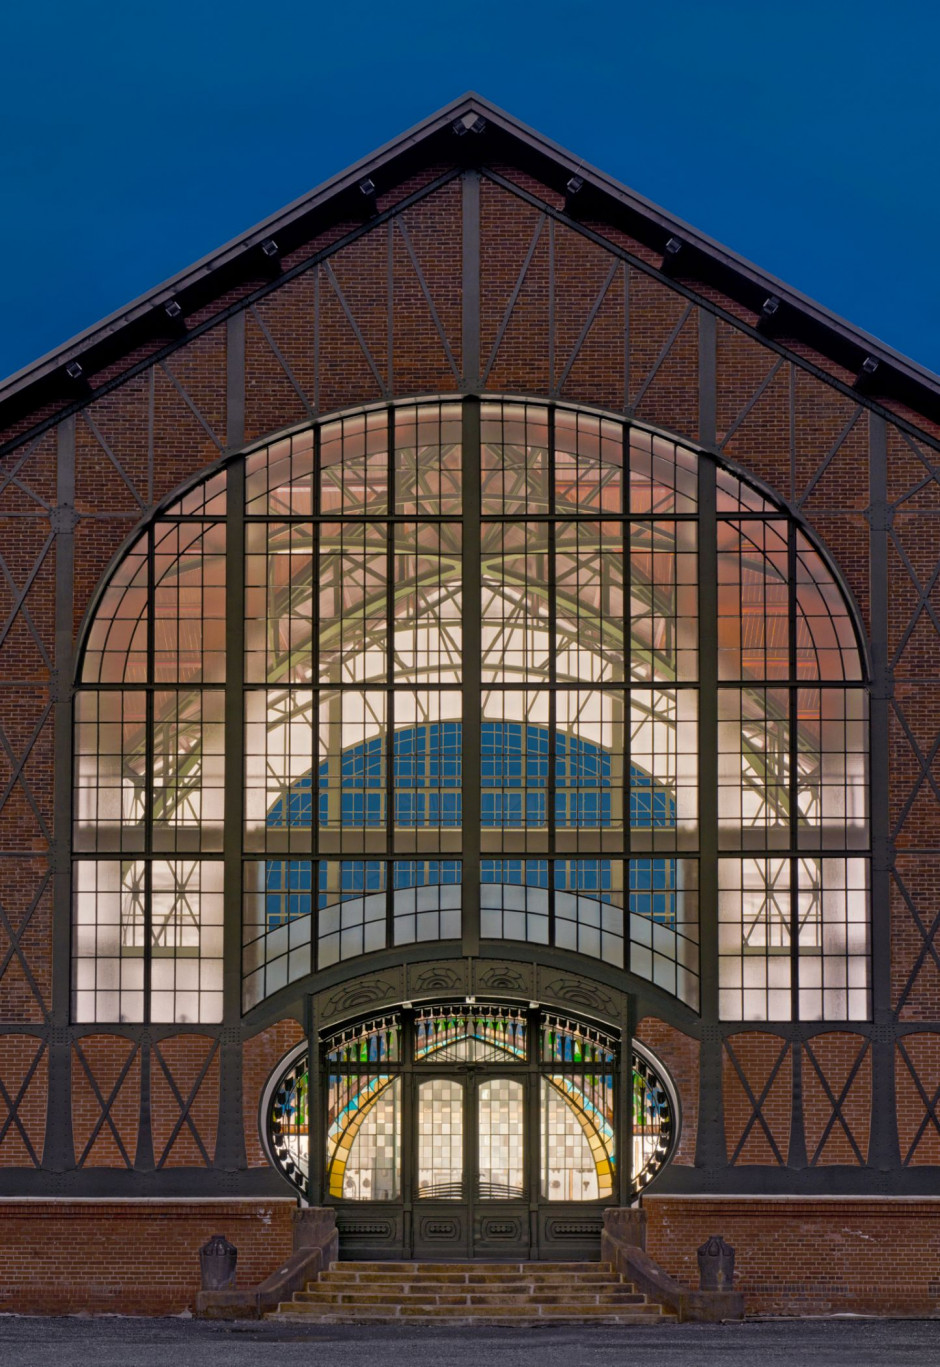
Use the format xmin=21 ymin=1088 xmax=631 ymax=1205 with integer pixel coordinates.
xmin=268 ymin=1260 xmax=674 ymax=1325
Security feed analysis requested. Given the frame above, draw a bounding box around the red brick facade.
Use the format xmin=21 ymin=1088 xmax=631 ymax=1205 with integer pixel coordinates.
xmin=646 ymin=1197 xmax=940 ymax=1317
xmin=0 ymin=1200 xmax=293 ymax=1315
xmin=0 ymin=95 xmax=936 ymax=1313
xmin=635 ymin=1017 xmax=699 ymax=1166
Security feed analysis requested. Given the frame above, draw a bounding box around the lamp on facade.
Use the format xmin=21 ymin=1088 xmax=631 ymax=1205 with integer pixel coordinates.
xmin=452 ymin=113 xmax=486 ymax=135
xmin=661 ymin=236 xmax=683 ymax=274
xmin=756 ymin=295 xmax=780 ymax=334
xmin=855 ymin=355 xmax=880 ymax=393
xmin=258 ymin=237 xmax=281 ymax=277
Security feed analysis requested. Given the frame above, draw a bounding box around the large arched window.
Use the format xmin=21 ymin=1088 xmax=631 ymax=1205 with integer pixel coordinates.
xmin=72 ymin=399 xmax=869 ymax=1025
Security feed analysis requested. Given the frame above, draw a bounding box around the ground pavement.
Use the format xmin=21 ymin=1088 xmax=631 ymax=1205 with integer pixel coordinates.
xmin=0 ymin=1316 xmax=937 ymax=1366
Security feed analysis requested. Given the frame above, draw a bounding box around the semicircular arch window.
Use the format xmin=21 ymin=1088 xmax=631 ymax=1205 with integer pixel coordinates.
xmin=72 ymin=399 xmax=869 ymax=1025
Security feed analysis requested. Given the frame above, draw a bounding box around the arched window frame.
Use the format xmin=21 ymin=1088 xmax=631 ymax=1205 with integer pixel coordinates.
xmin=71 ymin=397 xmax=871 ymax=1027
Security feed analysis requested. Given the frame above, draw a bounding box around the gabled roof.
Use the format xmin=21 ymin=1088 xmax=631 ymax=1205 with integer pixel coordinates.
xmin=3 ymin=92 xmax=939 ymax=441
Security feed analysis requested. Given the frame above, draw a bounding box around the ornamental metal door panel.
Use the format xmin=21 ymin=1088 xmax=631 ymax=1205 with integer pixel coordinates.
xmin=412 ymin=1073 xmax=472 ymax=1260
xmin=472 ymin=1075 xmax=530 ymax=1257
xmin=411 ymin=1071 xmax=529 ymax=1260
xmin=411 ymin=1007 xmax=531 ymax=1260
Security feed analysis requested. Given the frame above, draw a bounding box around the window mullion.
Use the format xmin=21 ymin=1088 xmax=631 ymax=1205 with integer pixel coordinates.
xmin=547 ymin=405 xmax=557 ymax=946
xmin=144 ymin=524 xmax=155 ymax=1026
xmin=697 ymin=457 xmax=718 ymax=1021
xmin=223 ymin=458 xmax=246 ymax=1025
xmin=386 ymin=405 xmax=395 ymax=953
xmin=788 ymin=521 xmax=800 ymax=1023
xmin=461 ymin=397 xmax=482 ymax=957
xmin=623 ymin=418 xmax=633 ymax=970
xmin=310 ymin=421 xmax=321 ymax=971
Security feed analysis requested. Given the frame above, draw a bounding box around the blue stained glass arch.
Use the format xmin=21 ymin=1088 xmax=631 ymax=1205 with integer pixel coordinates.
xmin=264 ymin=721 xmax=676 ymax=933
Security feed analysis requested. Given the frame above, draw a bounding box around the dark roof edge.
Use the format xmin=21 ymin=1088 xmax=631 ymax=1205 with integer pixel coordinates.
xmin=474 ymin=95 xmax=940 ymax=396
xmin=2 ymin=90 xmax=938 ymax=412
xmin=0 ymin=93 xmax=482 ymax=401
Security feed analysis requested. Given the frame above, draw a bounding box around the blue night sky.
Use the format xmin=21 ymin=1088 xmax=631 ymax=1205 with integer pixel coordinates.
xmin=1 ymin=0 xmax=937 ymax=384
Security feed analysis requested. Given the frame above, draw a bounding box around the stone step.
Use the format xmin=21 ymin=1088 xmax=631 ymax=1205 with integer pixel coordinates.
xmin=267 ymin=1256 xmax=670 ymax=1327
xmin=317 ymin=1270 xmax=623 ymax=1287
xmin=294 ymin=1289 xmax=649 ymax=1306
xmin=272 ymin=1317 xmax=673 ymax=1327
xmin=329 ymin=1261 xmax=609 ymax=1274
xmin=303 ymin=1280 xmax=637 ymax=1294
xmin=271 ymin=1303 xmax=671 ymax=1323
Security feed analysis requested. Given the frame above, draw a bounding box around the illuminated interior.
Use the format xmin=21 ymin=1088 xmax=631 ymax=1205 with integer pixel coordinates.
xmin=72 ymin=398 xmax=869 ymax=1025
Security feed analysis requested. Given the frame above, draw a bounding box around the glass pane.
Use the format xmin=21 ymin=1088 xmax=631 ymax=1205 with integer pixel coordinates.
xmin=327 ymin=1073 xmax=400 ymax=1199
xmin=633 ymin=1050 xmax=675 ymax=1190
xmin=317 ymin=521 xmax=388 ymax=685
xmin=628 ymin=428 xmax=698 ymax=515
xmin=540 ymin=1014 xmax=617 ymax=1065
xmin=415 ymin=1004 xmax=526 ymax=1063
xmin=794 ymin=531 xmax=862 ymax=682
xmin=629 ymin=519 xmax=697 ymax=683
xmin=152 ymin=521 xmax=226 ymax=684
xmin=149 ymin=859 xmax=224 ymax=1024
xmin=481 ymin=402 xmax=549 ymax=516
xmin=555 ymin=409 xmax=623 ymax=516
xmin=245 ymin=430 xmax=314 ymax=516
xmin=323 ymin=1013 xmax=401 ymax=1065
xmin=80 ymin=532 xmax=149 ymax=686
xmin=319 ymin=410 xmax=389 ymax=516
xmin=73 ymin=690 xmax=147 ymax=853
xmin=481 ymin=521 xmax=550 ymax=684
xmin=392 ymin=524 xmax=463 ymax=685
xmin=555 ymin=520 xmax=625 ymax=685
xmin=478 ymin=1077 xmax=525 ymax=1199
xmin=245 ymin=520 xmax=315 ymax=685
xmin=541 ymin=1076 xmax=609 ymax=1201
xmin=268 ymin=1052 xmax=308 ymax=1193
xmin=392 ymin=861 xmax=462 ymax=945
xmin=394 ymin=403 xmax=462 ymax=515
xmin=417 ymin=1079 xmax=463 ymax=1199
xmin=151 ymin=690 xmax=225 ymax=852
xmin=342 ymin=1078 xmax=401 ymax=1200
xmin=717 ymin=519 xmax=789 ymax=682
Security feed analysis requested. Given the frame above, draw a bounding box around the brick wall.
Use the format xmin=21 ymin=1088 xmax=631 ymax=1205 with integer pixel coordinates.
xmin=243 ymin=1019 xmax=304 ymax=1167
xmin=0 ymin=137 xmax=936 ymax=1217
xmin=646 ymin=1196 xmax=940 ymax=1316
xmin=0 ymin=1199 xmax=294 ymax=1315
xmin=0 ymin=1194 xmax=937 ymax=1316
xmin=635 ymin=1016 xmax=699 ymax=1165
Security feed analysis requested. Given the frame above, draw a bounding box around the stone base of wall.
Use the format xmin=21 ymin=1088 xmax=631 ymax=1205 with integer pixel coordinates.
xmin=0 ymin=1199 xmax=295 ymax=1315
xmin=645 ymin=1196 xmax=940 ymax=1317
xmin=2 ymin=1196 xmax=940 ymax=1317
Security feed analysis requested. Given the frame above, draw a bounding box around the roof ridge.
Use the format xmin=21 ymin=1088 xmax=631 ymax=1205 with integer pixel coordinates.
xmin=1 ymin=93 xmax=938 ymax=429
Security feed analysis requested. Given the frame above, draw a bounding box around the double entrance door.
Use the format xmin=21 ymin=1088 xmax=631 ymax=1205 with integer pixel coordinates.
xmin=410 ymin=1067 xmax=529 ymax=1259
xmin=326 ymin=1003 xmax=622 ymax=1261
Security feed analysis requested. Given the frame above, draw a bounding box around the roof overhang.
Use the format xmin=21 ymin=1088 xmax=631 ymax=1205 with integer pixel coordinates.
xmin=3 ymin=92 xmax=939 ymax=440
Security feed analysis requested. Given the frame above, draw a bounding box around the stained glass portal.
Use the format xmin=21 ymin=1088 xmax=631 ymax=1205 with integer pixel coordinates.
xmin=265 ymin=1005 xmax=676 ymax=1205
